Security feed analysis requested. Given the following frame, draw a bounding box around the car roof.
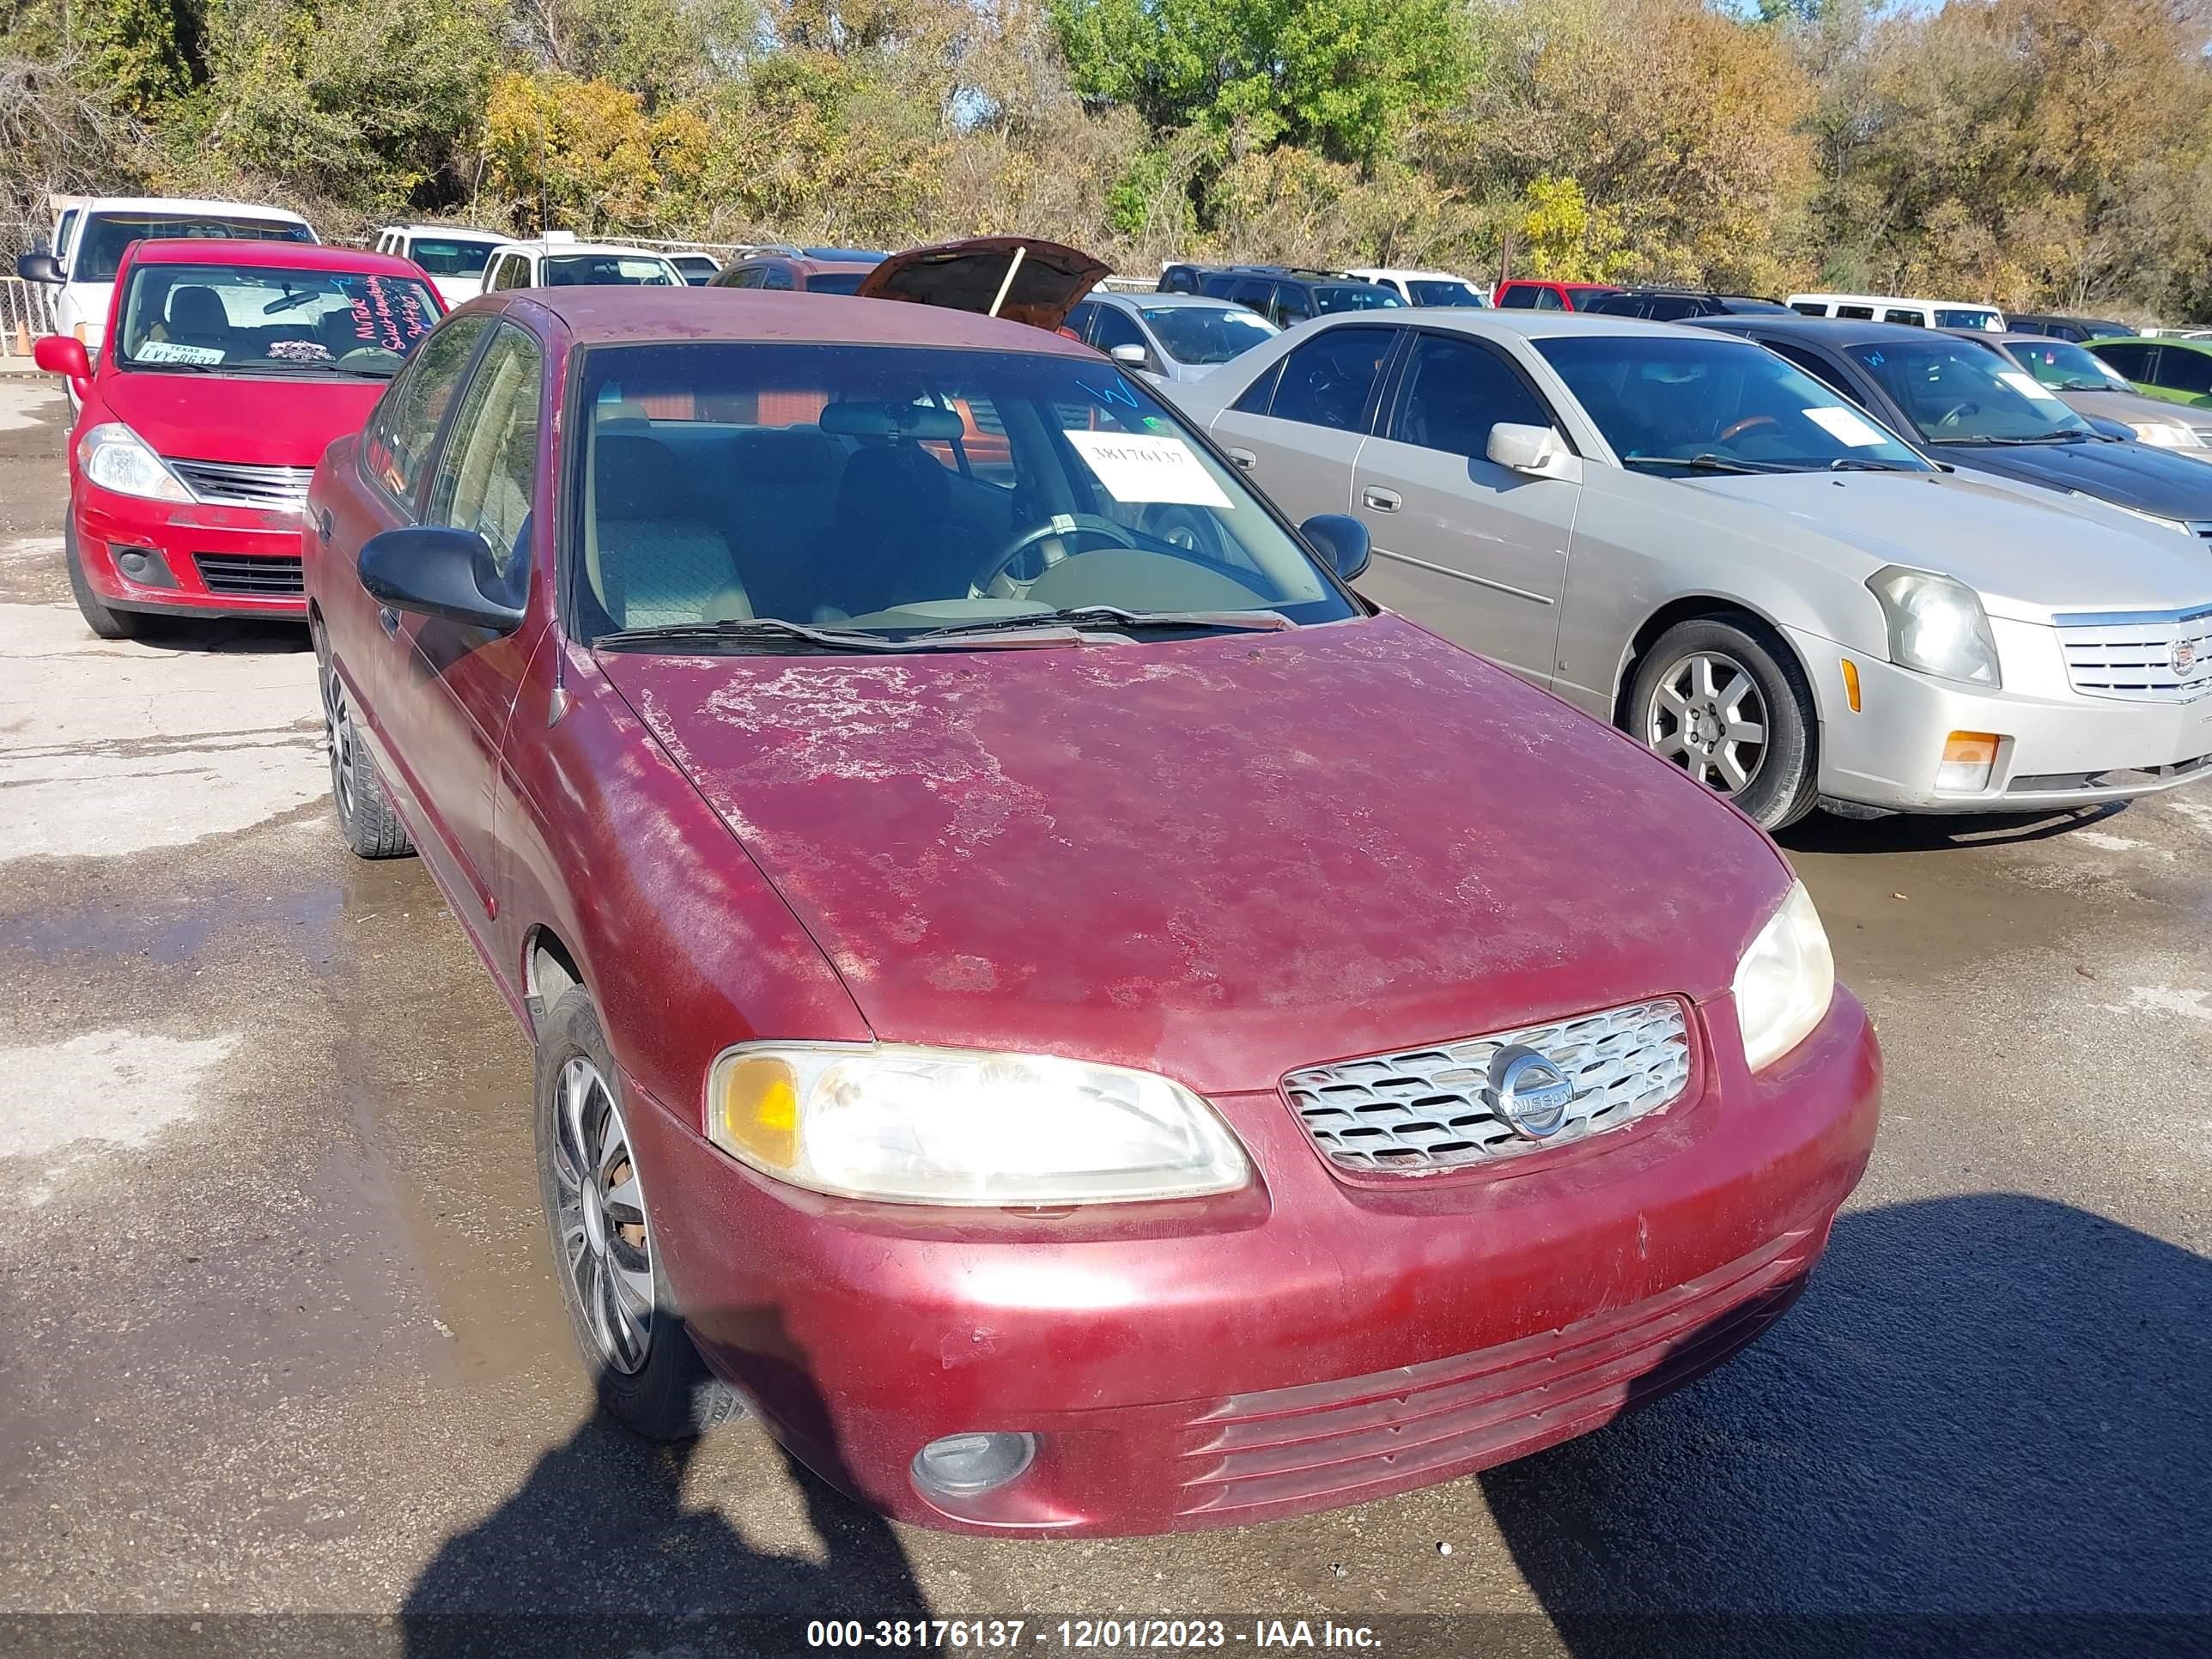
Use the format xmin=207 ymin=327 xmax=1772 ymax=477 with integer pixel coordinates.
xmin=1499 ymin=278 xmax=1616 ymax=289
xmin=121 ymin=238 xmax=420 ymax=276
xmin=1097 ymin=291 xmax=1246 ymax=310
xmin=78 ymin=197 xmax=312 ymax=224
xmin=1346 ymin=268 xmax=1470 ymax=282
xmin=489 ymin=285 xmax=1102 ymax=354
xmin=498 ymin=240 xmax=677 ymax=259
xmin=386 ymin=223 xmax=502 ymax=238
xmin=1695 ymin=314 xmax=1982 ymax=349
xmin=1403 ymin=311 xmax=1712 ymax=340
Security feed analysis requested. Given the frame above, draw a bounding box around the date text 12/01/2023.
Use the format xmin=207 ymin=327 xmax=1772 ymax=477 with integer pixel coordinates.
xmin=805 ymin=1620 xmax=1383 ymax=1650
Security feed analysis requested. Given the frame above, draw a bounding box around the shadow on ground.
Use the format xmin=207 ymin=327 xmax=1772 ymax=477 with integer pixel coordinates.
xmin=1481 ymin=1194 xmax=2212 ymax=1658
xmin=1779 ymin=802 xmax=2130 ymax=855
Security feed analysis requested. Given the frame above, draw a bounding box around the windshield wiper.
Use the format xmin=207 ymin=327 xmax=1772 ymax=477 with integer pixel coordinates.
xmin=593 ymin=617 xmax=922 ymax=653
xmin=1924 ymin=433 xmax=2069 ymax=446
xmin=1620 ymin=453 xmax=1778 ymax=475
xmin=914 ymin=605 xmax=1294 ymax=641
xmin=1826 ymin=456 xmax=1918 ymax=471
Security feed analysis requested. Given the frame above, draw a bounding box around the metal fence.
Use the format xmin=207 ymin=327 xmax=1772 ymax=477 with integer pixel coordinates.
xmin=1 ymin=278 xmax=58 ymax=359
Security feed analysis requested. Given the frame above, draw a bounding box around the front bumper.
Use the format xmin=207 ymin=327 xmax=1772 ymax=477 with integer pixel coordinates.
xmin=1790 ymin=621 xmax=2212 ymax=812
xmin=73 ymin=479 xmax=308 ymax=618
xmin=623 ymin=990 xmax=1881 ymax=1536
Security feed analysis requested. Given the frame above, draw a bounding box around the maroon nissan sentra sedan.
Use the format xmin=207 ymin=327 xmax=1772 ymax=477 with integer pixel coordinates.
xmin=303 ymin=286 xmax=1880 ymax=1536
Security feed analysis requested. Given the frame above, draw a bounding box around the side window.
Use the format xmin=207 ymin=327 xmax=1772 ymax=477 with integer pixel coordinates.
xmin=360 ymin=314 xmax=493 ymax=507
xmin=1273 ymin=284 xmax=1314 ymax=326
xmin=2158 ymin=349 xmax=2212 ymax=396
xmin=1765 ymin=340 xmax=1865 ymax=405
xmin=426 ymin=324 xmax=542 ymax=584
xmin=1267 ymin=326 xmax=1396 ymax=434
xmin=1883 ymin=308 xmax=1926 ymax=327
xmin=1790 ymin=301 xmax=1827 ymax=317
xmin=1231 ymin=356 xmax=1288 ymax=416
xmin=2096 ymin=342 xmax=2154 ymax=379
xmin=1532 ymin=287 xmax=1566 ymax=311
xmin=763 ymin=264 xmax=796 ymax=290
xmin=485 ymin=255 xmax=518 ymax=291
xmin=1835 ymin=304 xmax=1875 ymax=320
xmin=1091 ymin=306 xmax=1146 ymax=355
xmin=1498 ymin=284 xmax=1540 ymax=310
xmin=1389 ymin=333 xmax=1551 ymax=458
xmin=1226 ymin=278 xmax=1273 ymax=315
xmin=1646 ymin=295 xmax=1702 ymax=321
xmin=1065 ymin=301 xmax=1100 ymax=343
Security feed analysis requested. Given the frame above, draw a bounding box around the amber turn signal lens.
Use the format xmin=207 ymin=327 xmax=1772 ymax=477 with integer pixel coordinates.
xmin=1840 ymin=658 xmax=1862 ymax=713
xmin=710 ymin=1054 xmax=800 ymax=1170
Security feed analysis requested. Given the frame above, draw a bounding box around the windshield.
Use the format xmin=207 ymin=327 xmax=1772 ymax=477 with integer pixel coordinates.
xmin=115 ymin=263 xmax=441 ymax=378
xmin=572 ymin=343 xmax=1353 ymax=647
xmin=1407 ymin=280 xmax=1484 ymax=307
xmin=1847 ymin=338 xmax=2095 ymax=442
xmin=2009 ymin=338 xmax=2133 ymax=393
xmin=1315 ymin=286 xmax=1406 ymax=313
xmin=1535 ymin=334 xmax=1931 ymax=472
xmin=543 ymin=254 xmax=677 ymax=286
xmin=409 ymin=237 xmax=498 ymax=277
xmin=76 ymin=213 xmax=313 ymax=283
xmin=806 ymin=269 xmax=871 ymax=295
xmin=1934 ymin=308 xmax=2002 ymax=331
xmin=1140 ymin=304 xmax=1278 ymax=364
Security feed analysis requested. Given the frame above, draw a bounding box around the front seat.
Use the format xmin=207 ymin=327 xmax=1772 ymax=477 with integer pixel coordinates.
xmin=165 ymin=286 xmax=232 ymax=352
xmin=588 ymin=434 xmax=752 ymax=629
xmin=811 ymin=442 xmax=959 ymax=617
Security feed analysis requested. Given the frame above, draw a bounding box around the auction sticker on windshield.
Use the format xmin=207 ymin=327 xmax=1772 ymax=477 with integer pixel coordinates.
xmin=1806 ymin=406 xmax=1890 ymax=447
xmin=1064 ymin=430 xmax=1233 ymax=508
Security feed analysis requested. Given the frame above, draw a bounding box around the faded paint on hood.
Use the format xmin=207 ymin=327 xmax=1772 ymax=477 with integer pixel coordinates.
xmin=597 ymin=614 xmax=1791 ymax=1095
xmin=1675 ymin=470 xmax=2212 ymax=621
xmin=94 ymin=368 xmax=386 ymax=467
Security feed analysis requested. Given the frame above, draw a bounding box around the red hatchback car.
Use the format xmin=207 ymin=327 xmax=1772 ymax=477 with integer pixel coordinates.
xmin=35 ymin=238 xmax=441 ymax=637
xmin=304 ymin=286 xmax=1880 ymax=1536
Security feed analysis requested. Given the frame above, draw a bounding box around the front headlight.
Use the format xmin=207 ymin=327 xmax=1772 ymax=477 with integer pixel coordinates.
xmin=706 ymin=1042 xmax=1251 ymax=1206
xmin=1867 ymin=566 xmax=2002 ymax=688
xmin=1733 ymin=881 xmax=1835 ymax=1073
xmin=2128 ymin=421 xmax=2200 ymax=449
xmin=78 ymin=422 xmax=192 ymax=503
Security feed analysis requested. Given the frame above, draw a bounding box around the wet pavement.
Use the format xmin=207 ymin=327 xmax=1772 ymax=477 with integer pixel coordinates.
xmin=0 ymin=375 xmax=2206 ymax=1655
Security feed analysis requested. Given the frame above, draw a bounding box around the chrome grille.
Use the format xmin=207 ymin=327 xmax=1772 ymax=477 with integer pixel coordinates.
xmin=2056 ymin=605 xmax=2212 ymax=702
xmin=1284 ymin=999 xmax=1691 ymax=1175
xmin=167 ymin=458 xmax=315 ymax=511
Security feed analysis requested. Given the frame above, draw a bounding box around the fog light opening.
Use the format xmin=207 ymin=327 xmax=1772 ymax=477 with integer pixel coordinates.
xmin=115 ymin=549 xmax=155 ymax=580
xmin=1936 ymin=730 xmax=2002 ymax=793
xmin=912 ymin=1431 xmax=1036 ymax=1499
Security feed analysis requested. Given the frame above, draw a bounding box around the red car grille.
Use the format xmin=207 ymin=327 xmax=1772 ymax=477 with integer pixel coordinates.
xmin=1176 ymin=1226 xmax=1817 ymax=1518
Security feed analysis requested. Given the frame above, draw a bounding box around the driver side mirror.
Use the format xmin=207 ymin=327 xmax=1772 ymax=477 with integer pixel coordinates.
xmin=1486 ymin=422 xmax=1582 ymax=482
xmin=16 ymin=252 xmax=64 ymax=284
xmin=33 ymin=334 xmax=90 ymax=390
xmin=359 ymin=526 xmax=524 ymax=634
xmin=1300 ymin=514 xmax=1370 ymax=582
xmin=1109 ymin=341 xmax=1154 ymax=374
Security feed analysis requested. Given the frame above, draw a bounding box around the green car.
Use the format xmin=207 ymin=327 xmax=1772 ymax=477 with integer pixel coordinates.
xmin=2085 ymin=334 xmax=2212 ymax=410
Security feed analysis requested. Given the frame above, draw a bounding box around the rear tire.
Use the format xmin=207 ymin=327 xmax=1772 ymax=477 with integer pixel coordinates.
xmin=1626 ymin=616 xmax=1819 ymax=832
xmin=533 ymin=988 xmax=744 ymax=1443
xmin=64 ymin=517 xmax=141 ymax=641
xmin=314 ymin=635 xmax=414 ymax=859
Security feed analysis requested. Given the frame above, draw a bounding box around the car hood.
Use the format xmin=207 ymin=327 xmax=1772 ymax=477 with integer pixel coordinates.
xmin=1674 ymin=471 xmax=2212 ymax=621
xmin=598 ymin=616 xmax=1792 ymax=1096
xmin=1933 ymin=434 xmax=2212 ymax=518
xmin=94 ymin=368 xmax=386 ymax=466
xmin=854 ymin=237 xmax=1109 ymax=332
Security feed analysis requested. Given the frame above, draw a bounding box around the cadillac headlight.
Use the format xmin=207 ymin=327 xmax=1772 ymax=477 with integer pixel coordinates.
xmin=2128 ymin=421 xmax=2201 ymax=449
xmin=1733 ymin=882 xmax=1834 ymax=1073
xmin=1867 ymin=566 xmax=2001 ymax=688
xmin=78 ymin=423 xmax=192 ymax=503
xmin=706 ymin=1043 xmax=1250 ymax=1205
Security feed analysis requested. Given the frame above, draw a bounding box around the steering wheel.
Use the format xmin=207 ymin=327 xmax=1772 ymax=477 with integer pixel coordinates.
xmin=1934 ymin=401 xmax=1981 ymax=429
xmin=1718 ymin=414 xmax=1780 ymax=441
xmin=969 ymin=514 xmax=1139 ymax=599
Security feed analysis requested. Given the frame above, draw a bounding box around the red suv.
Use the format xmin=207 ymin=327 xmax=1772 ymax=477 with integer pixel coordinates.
xmin=304 ymin=284 xmax=1880 ymax=1536
xmin=34 ymin=239 xmax=441 ymax=637
xmin=1492 ymin=278 xmax=1622 ymax=311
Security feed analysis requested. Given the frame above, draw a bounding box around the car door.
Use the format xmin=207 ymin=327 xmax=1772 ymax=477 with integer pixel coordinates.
xmin=1088 ymin=303 xmax=1159 ymax=377
xmin=1206 ymin=324 xmax=1401 ymax=524
xmin=1348 ymin=329 xmax=1577 ymax=683
xmin=378 ymin=319 xmax=547 ymax=932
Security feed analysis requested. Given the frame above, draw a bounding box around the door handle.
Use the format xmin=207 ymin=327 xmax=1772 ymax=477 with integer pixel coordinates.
xmin=1362 ymin=487 xmax=1402 ymax=513
xmin=1226 ymin=447 xmax=1257 ymax=471
xmin=378 ymin=605 xmax=400 ymax=637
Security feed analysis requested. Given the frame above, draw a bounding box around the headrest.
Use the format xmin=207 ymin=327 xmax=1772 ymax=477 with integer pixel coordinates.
xmin=836 ymin=442 xmax=951 ymax=522
xmin=593 ymin=434 xmax=689 ymax=520
xmin=728 ymin=428 xmax=842 ymax=487
xmin=168 ymin=287 xmax=227 ymax=333
xmin=817 ymin=399 xmax=965 ymax=441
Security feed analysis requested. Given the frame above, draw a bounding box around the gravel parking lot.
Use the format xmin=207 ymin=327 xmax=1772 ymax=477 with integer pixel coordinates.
xmin=1 ymin=373 xmax=2207 ymax=1655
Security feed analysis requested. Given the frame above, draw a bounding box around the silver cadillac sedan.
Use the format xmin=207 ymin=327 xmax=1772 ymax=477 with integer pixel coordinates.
xmin=1175 ymin=311 xmax=2212 ymax=829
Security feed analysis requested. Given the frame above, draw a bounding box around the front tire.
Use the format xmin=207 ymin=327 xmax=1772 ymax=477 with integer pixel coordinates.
xmin=533 ymin=988 xmax=743 ymax=1442
xmin=1627 ymin=616 xmax=1819 ymax=831
xmin=314 ymin=638 xmax=414 ymax=859
xmin=64 ymin=517 xmax=142 ymax=641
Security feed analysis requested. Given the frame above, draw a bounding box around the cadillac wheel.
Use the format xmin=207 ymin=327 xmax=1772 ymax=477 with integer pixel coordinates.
xmin=1629 ymin=617 xmax=1818 ymax=831
xmin=532 ymin=988 xmax=741 ymax=1440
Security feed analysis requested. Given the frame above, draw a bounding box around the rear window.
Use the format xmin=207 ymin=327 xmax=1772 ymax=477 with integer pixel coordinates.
xmin=1315 ymin=285 xmax=1406 ymax=313
xmin=77 ymin=213 xmax=313 ymax=283
xmin=805 ymin=270 xmax=870 ymax=295
xmin=408 ymin=237 xmax=499 ymax=277
xmin=542 ymin=254 xmax=678 ymax=286
xmin=1406 ymin=280 xmax=1483 ymax=307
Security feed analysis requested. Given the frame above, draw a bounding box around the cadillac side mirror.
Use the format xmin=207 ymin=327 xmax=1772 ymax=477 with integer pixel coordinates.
xmin=16 ymin=252 xmax=64 ymax=284
xmin=1109 ymin=342 xmax=1152 ymax=371
xmin=33 ymin=334 xmax=90 ymax=390
xmin=1300 ymin=513 xmax=1371 ymax=581
xmin=1486 ymin=422 xmax=1582 ymax=482
xmin=359 ymin=526 xmax=524 ymax=634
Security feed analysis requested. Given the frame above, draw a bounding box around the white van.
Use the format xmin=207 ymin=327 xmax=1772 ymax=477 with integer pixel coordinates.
xmin=370 ymin=223 xmax=507 ymax=308
xmin=17 ymin=197 xmax=317 ymax=350
xmin=1787 ymin=291 xmax=2003 ymax=331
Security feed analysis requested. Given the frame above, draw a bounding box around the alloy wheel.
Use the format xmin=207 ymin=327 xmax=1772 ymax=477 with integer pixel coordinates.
xmin=1645 ymin=649 xmax=1770 ymax=797
xmin=322 ymin=666 xmax=357 ymax=823
xmin=551 ymin=1057 xmax=656 ymax=1376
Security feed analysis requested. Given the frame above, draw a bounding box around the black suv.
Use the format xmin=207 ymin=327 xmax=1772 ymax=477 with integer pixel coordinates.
xmin=1582 ymin=289 xmax=1796 ymax=321
xmin=1154 ymin=264 xmax=1404 ymax=329
xmin=2003 ymin=313 xmax=2136 ymax=343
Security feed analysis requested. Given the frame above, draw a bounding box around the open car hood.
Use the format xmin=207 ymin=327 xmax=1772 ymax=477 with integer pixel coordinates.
xmin=854 ymin=237 xmax=1109 ymax=332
